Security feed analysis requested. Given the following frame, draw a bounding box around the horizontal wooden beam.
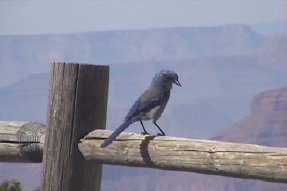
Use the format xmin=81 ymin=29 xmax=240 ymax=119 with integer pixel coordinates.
xmin=0 ymin=121 xmax=45 ymax=162
xmin=1 ymin=121 xmax=287 ymax=183
xmin=78 ymin=129 xmax=287 ymax=183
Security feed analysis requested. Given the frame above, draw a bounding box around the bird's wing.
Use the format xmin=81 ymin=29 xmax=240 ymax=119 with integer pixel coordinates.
xmin=125 ymin=89 xmax=170 ymax=120
xmin=125 ymin=99 xmax=141 ymax=120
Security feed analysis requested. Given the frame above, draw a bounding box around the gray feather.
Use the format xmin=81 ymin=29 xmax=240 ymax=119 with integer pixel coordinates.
xmin=126 ymin=91 xmax=170 ymax=120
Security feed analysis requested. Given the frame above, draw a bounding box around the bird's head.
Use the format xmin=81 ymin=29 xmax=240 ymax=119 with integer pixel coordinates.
xmin=160 ymin=70 xmax=182 ymax=87
xmin=151 ymin=70 xmax=181 ymax=90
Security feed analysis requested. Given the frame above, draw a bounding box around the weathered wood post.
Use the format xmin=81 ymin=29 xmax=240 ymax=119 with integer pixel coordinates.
xmin=42 ymin=63 xmax=109 ymax=191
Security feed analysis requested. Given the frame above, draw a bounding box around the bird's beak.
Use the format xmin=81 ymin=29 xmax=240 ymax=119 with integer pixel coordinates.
xmin=174 ymin=80 xmax=182 ymax=87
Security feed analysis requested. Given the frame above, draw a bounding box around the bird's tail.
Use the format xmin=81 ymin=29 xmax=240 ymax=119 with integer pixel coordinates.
xmin=101 ymin=115 xmax=140 ymax=148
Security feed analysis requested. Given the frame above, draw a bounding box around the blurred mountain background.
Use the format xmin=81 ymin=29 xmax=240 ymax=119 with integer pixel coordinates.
xmin=0 ymin=21 xmax=286 ymax=190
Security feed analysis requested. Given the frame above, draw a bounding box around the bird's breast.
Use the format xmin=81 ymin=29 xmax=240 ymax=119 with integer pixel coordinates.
xmin=142 ymin=105 xmax=163 ymax=121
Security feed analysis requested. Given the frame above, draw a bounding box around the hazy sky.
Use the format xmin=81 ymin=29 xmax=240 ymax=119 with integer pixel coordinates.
xmin=0 ymin=0 xmax=286 ymax=35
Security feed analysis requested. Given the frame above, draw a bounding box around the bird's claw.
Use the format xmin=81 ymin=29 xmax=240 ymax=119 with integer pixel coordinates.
xmin=141 ymin=131 xmax=150 ymax=135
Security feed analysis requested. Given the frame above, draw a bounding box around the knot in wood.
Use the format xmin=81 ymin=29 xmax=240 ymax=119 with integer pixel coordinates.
xmin=210 ymin=145 xmax=219 ymax=153
xmin=16 ymin=122 xmax=45 ymax=142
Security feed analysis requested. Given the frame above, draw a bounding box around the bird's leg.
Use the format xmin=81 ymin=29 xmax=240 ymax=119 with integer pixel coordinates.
xmin=140 ymin=120 xmax=149 ymax=135
xmin=153 ymin=121 xmax=166 ymax=136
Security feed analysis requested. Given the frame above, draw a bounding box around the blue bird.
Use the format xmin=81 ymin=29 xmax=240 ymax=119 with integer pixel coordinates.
xmin=101 ymin=70 xmax=181 ymax=148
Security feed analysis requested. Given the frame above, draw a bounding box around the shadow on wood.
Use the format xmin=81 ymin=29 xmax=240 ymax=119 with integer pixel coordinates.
xmin=140 ymin=135 xmax=156 ymax=166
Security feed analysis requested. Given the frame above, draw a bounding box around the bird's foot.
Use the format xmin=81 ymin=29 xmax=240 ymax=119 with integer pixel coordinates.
xmin=157 ymin=133 xmax=166 ymax=136
xmin=141 ymin=131 xmax=150 ymax=135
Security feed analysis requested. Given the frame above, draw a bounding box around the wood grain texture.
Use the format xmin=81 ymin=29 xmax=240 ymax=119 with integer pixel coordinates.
xmin=0 ymin=121 xmax=45 ymax=162
xmin=42 ymin=63 xmax=109 ymax=191
xmin=79 ymin=129 xmax=287 ymax=183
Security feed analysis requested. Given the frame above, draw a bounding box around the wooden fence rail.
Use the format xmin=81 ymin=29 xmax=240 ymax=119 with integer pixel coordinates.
xmin=78 ymin=129 xmax=287 ymax=183
xmin=1 ymin=121 xmax=287 ymax=183
xmin=0 ymin=121 xmax=44 ymax=162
